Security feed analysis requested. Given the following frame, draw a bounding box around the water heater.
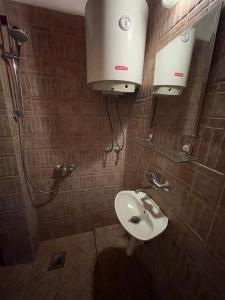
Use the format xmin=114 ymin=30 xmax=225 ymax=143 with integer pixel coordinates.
xmin=153 ymin=28 xmax=196 ymax=96
xmin=85 ymin=0 xmax=149 ymax=94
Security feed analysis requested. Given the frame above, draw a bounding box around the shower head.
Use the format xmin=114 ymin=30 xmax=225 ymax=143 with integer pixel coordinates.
xmin=9 ymin=27 xmax=28 ymax=43
xmin=8 ymin=27 xmax=28 ymax=59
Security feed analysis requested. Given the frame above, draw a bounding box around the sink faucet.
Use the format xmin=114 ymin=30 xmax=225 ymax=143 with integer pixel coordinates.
xmin=135 ymin=186 xmax=152 ymax=194
xmin=145 ymin=170 xmax=170 ymax=192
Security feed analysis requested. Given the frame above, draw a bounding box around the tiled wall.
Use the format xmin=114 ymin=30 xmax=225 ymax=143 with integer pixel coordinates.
xmin=124 ymin=0 xmax=225 ymax=299
xmin=1 ymin=1 xmax=127 ymax=242
xmin=1 ymin=4 xmax=225 ymax=288
xmin=0 ymin=1 xmax=38 ymax=264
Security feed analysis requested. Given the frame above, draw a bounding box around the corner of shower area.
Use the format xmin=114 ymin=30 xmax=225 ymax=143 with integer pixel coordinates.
xmin=0 ymin=13 xmax=38 ymax=264
xmin=0 ymin=0 xmax=128 ymax=265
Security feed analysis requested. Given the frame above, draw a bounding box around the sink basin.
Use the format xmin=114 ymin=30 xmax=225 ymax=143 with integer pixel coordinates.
xmin=115 ymin=190 xmax=168 ymax=241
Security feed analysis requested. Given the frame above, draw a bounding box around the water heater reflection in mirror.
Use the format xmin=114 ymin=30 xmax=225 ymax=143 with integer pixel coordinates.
xmin=153 ymin=28 xmax=196 ymax=96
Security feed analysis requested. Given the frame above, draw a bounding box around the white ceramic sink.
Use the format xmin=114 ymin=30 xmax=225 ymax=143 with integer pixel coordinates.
xmin=115 ymin=190 xmax=168 ymax=241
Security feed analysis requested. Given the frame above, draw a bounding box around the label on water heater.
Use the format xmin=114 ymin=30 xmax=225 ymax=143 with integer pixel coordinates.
xmin=115 ymin=66 xmax=128 ymax=71
xmin=175 ymin=72 xmax=184 ymax=77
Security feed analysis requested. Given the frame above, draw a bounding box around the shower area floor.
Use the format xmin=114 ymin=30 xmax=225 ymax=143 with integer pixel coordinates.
xmin=0 ymin=224 xmax=154 ymax=300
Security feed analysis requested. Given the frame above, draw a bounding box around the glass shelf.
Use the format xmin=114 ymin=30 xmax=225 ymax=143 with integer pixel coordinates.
xmin=135 ymin=138 xmax=197 ymax=163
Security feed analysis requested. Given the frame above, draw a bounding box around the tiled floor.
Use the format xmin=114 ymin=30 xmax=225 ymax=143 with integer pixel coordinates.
xmin=0 ymin=224 xmax=154 ymax=300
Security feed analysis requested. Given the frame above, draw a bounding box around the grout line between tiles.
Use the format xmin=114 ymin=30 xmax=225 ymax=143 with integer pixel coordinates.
xmin=197 ymin=181 xmax=225 ymax=267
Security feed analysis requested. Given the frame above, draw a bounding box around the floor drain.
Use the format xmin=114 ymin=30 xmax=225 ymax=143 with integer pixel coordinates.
xmin=48 ymin=252 xmax=66 ymax=271
xmin=130 ymin=216 xmax=141 ymax=224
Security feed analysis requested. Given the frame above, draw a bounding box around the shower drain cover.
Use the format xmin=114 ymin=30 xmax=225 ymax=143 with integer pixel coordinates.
xmin=48 ymin=252 xmax=66 ymax=271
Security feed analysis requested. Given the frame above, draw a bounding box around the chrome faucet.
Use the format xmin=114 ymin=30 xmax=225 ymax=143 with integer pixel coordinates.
xmin=55 ymin=163 xmax=76 ymax=178
xmin=145 ymin=170 xmax=170 ymax=192
xmin=135 ymin=186 xmax=152 ymax=194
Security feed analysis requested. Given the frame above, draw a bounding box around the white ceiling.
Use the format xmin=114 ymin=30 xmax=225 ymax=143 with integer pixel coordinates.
xmin=13 ymin=0 xmax=88 ymax=16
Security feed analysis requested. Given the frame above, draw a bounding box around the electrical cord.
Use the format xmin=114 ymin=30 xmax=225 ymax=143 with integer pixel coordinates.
xmin=114 ymin=98 xmax=125 ymax=151
xmin=104 ymin=97 xmax=125 ymax=167
xmin=105 ymin=99 xmax=114 ymax=153
xmin=150 ymin=97 xmax=158 ymax=129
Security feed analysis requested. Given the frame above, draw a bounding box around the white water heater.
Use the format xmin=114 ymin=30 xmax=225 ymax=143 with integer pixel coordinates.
xmin=85 ymin=0 xmax=149 ymax=94
xmin=153 ymin=28 xmax=196 ymax=96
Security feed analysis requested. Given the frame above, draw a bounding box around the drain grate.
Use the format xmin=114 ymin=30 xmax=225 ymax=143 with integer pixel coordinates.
xmin=48 ymin=252 xmax=66 ymax=271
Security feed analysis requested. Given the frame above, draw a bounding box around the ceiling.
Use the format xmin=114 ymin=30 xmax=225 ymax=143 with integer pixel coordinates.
xmin=13 ymin=0 xmax=88 ymax=16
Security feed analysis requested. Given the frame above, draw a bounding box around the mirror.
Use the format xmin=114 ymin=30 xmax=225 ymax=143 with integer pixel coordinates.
xmin=151 ymin=4 xmax=222 ymax=142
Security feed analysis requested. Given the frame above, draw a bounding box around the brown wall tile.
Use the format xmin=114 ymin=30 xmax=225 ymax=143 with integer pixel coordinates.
xmin=0 ymin=1 xmax=126 ymax=243
xmin=125 ymin=1 xmax=225 ymax=299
